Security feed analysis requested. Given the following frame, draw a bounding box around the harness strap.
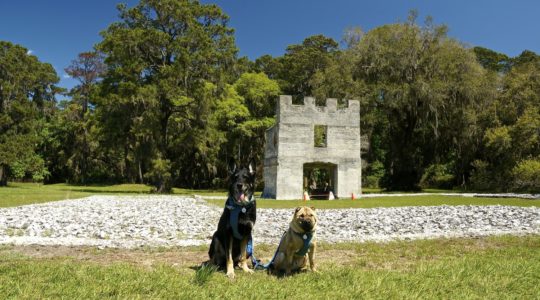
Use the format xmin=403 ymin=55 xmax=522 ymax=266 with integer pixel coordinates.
xmin=292 ymin=230 xmax=314 ymax=257
xmin=226 ymin=195 xmax=254 ymax=240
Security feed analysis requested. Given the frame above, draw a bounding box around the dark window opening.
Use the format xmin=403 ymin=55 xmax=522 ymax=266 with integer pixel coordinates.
xmin=303 ymin=162 xmax=337 ymax=199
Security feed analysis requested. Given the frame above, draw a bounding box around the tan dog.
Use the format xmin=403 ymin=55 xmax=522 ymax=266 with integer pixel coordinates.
xmin=270 ymin=206 xmax=318 ymax=275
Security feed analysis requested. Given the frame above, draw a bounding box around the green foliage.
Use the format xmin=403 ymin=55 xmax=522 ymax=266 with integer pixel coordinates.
xmin=11 ymin=155 xmax=50 ymax=181
xmin=512 ymin=50 xmax=540 ymax=67
xmin=234 ymin=72 xmax=280 ymax=118
xmin=363 ymin=160 xmax=385 ymax=188
xmin=470 ymin=60 xmax=540 ymax=191
xmin=2 ymin=4 xmax=539 ymax=193
xmin=313 ymin=125 xmax=327 ymax=148
xmin=95 ymin=0 xmax=237 ymax=191
xmin=473 ymin=46 xmax=511 ymax=72
xmin=511 ymin=158 xmax=540 ymax=193
xmin=214 ymin=72 xmax=279 ymax=184
xmin=0 ymin=41 xmax=59 ymax=185
xmin=469 ymin=160 xmax=495 ymax=191
xmin=419 ymin=163 xmax=454 ymax=189
xmin=278 ymin=34 xmax=339 ymax=103
xmin=343 ymin=13 xmax=490 ymax=190
xmin=484 ymin=126 xmax=512 ymax=157
xmin=146 ymin=158 xmax=172 ymax=193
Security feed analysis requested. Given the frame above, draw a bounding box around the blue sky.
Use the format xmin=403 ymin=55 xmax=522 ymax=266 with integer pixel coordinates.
xmin=1 ymin=0 xmax=539 ymax=91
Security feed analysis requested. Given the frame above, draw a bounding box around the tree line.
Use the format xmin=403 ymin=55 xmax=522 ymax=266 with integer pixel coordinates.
xmin=1 ymin=1 xmax=539 ymax=193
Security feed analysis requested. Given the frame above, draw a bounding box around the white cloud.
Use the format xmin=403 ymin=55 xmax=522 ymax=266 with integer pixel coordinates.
xmin=63 ymin=74 xmax=71 ymax=79
xmin=27 ymin=49 xmax=34 ymax=55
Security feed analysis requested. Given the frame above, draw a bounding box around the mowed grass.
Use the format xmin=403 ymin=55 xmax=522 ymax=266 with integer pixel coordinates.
xmin=0 ymin=235 xmax=539 ymax=299
xmin=207 ymin=195 xmax=540 ymax=209
xmin=2 ymin=182 xmax=539 ymax=209
xmin=0 ymin=182 xmax=227 ymax=208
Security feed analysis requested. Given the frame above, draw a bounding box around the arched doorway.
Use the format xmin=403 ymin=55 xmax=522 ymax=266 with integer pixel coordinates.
xmin=303 ymin=162 xmax=337 ymax=199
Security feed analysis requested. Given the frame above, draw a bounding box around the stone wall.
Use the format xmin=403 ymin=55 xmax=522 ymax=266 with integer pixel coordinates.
xmin=263 ymin=95 xmax=361 ymax=199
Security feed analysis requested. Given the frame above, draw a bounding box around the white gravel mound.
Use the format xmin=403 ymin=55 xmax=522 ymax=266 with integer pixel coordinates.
xmin=0 ymin=195 xmax=538 ymax=248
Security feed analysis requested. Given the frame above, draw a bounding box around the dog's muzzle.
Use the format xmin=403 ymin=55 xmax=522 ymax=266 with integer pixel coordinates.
xmin=299 ymin=220 xmax=314 ymax=232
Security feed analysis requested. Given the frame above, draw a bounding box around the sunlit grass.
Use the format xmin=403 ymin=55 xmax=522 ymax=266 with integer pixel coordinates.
xmin=0 ymin=182 xmax=226 ymax=208
xmin=0 ymin=235 xmax=538 ymax=299
xmin=206 ymin=194 xmax=540 ymax=209
xmin=2 ymin=183 xmax=538 ymax=209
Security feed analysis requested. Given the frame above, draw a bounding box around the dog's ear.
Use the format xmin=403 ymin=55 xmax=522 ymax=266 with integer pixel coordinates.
xmin=295 ymin=207 xmax=302 ymax=213
xmin=228 ymin=158 xmax=237 ymax=175
xmin=310 ymin=206 xmax=316 ymax=211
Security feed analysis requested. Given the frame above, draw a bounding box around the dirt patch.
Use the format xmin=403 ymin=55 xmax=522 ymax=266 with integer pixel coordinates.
xmin=1 ymin=245 xmax=207 ymax=269
xmin=0 ymin=244 xmax=358 ymax=269
xmin=2 ymin=236 xmax=532 ymax=271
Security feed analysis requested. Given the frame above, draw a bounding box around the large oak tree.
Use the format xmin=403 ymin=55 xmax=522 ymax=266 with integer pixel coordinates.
xmin=96 ymin=0 xmax=237 ymax=192
xmin=0 ymin=41 xmax=59 ymax=185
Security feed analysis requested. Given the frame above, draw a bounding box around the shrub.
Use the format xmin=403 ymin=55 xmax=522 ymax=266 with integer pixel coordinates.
xmin=419 ymin=163 xmax=454 ymax=189
xmin=363 ymin=160 xmax=385 ymax=188
xmin=469 ymin=160 xmax=492 ymax=191
xmin=145 ymin=158 xmax=172 ymax=193
xmin=511 ymin=158 xmax=540 ymax=193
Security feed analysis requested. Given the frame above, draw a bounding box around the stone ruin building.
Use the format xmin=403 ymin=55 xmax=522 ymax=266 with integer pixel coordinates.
xmin=262 ymin=95 xmax=362 ymax=200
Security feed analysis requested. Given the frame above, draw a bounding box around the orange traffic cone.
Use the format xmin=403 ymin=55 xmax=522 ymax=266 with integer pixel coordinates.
xmin=351 ymin=193 xmax=356 ymax=200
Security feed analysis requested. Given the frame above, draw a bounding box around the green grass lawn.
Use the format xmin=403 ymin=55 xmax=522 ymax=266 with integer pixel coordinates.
xmin=0 ymin=182 xmax=227 ymax=208
xmin=206 ymin=195 xmax=540 ymax=209
xmin=0 ymin=183 xmax=151 ymax=208
xmin=2 ymin=182 xmax=539 ymax=209
xmin=0 ymin=235 xmax=538 ymax=299
xmin=1 ymin=184 xmax=539 ymax=298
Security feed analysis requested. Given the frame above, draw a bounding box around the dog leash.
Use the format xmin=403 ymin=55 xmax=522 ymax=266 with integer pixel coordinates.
xmin=248 ymin=229 xmax=313 ymax=270
xmin=248 ymin=232 xmax=285 ymax=270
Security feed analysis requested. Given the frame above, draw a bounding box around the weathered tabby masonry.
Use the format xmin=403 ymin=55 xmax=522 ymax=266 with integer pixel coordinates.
xmin=263 ymin=96 xmax=362 ymax=199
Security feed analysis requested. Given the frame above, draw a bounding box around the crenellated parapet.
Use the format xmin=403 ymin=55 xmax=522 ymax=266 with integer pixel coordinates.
xmin=278 ymin=95 xmax=359 ymax=114
xmin=277 ymin=95 xmax=360 ymax=127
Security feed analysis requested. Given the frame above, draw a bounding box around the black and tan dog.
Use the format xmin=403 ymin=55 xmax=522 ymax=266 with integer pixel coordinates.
xmin=270 ymin=206 xmax=318 ymax=276
xmin=208 ymin=160 xmax=256 ymax=279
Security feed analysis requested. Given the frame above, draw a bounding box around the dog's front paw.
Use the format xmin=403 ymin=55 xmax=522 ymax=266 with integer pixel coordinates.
xmin=240 ymin=262 xmax=254 ymax=274
xmin=226 ymin=270 xmax=236 ymax=280
xmin=311 ymin=268 xmax=320 ymax=274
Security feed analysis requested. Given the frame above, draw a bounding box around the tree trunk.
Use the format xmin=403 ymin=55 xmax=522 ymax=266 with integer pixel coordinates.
xmin=81 ymin=127 xmax=88 ymax=185
xmin=160 ymin=112 xmax=170 ymax=153
xmin=155 ymin=180 xmax=172 ymax=194
xmin=0 ymin=164 xmax=7 ymax=186
xmin=138 ymin=161 xmax=144 ymax=184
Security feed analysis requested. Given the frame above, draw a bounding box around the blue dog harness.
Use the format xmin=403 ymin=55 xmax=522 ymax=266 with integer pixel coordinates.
xmin=225 ymin=195 xmax=255 ymax=240
xmin=249 ymin=229 xmax=314 ymax=270
xmin=292 ymin=230 xmax=314 ymax=257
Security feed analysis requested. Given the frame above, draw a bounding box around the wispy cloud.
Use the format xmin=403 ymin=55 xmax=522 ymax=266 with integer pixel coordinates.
xmin=63 ymin=74 xmax=71 ymax=79
xmin=27 ymin=49 xmax=34 ymax=55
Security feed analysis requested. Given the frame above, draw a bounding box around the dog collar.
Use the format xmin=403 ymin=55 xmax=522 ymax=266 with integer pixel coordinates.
xmin=292 ymin=230 xmax=314 ymax=257
xmin=226 ymin=195 xmax=255 ymax=240
xmin=225 ymin=194 xmax=255 ymax=210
